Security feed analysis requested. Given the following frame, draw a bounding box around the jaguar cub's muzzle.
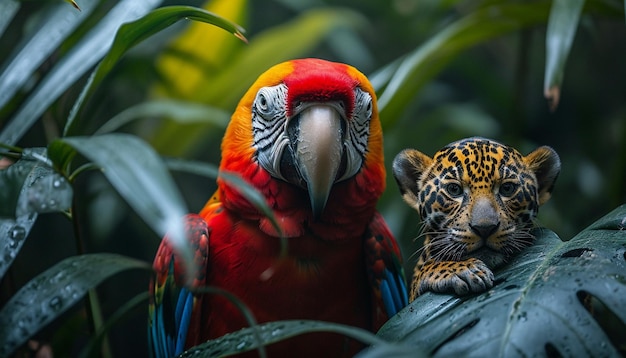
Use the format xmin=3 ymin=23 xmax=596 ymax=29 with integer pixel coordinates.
xmin=469 ymin=197 xmax=500 ymax=240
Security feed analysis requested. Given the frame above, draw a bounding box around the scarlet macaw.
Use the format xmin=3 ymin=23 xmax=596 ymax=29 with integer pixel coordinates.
xmin=149 ymin=58 xmax=407 ymax=357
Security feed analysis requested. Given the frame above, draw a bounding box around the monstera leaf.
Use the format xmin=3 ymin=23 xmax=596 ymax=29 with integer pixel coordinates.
xmin=376 ymin=204 xmax=626 ymax=357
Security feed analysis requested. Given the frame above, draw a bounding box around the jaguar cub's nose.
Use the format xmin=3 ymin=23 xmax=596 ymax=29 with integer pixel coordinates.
xmin=470 ymin=197 xmax=500 ymax=239
xmin=470 ymin=222 xmax=500 ymax=239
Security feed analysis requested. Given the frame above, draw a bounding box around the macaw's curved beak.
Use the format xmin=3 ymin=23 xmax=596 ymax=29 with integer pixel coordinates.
xmin=292 ymin=104 xmax=344 ymax=218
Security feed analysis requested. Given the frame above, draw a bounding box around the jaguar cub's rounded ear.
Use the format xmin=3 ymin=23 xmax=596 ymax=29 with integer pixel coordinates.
xmin=524 ymin=146 xmax=561 ymax=205
xmin=392 ymin=149 xmax=433 ymax=208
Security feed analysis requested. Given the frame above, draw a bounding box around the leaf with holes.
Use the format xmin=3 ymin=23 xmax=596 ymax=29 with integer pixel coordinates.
xmin=378 ymin=204 xmax=626 ymax=357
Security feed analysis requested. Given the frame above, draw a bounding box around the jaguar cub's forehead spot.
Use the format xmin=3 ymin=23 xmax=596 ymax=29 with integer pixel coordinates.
xmin=430 ymin=138 xmax=524 ymax=185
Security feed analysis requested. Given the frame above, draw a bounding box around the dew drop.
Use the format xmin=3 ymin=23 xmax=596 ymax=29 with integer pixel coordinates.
xmin=235 ymin=341 xmax=248 ymax=351
xmin=10 ymin=226 xmax=26 ymax=240
xmin=53 ymin=179 xmax=62 ymax=188
xmin=49 ymin=296 xmax=63 ymax=311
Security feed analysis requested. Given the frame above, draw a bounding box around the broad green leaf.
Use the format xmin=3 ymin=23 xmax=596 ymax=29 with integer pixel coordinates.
xmin=0 ymin=148 xmax=72 ymax=278
xmin=378 ymin=205 xmax=626 ymax=356
xmin=543 ymin=0 xmax=585 ymax=111
xmin=151 ymin=7 xmax=366 ymax=156
xmin=49 ymin=134 xmax=193 ymax=281
xmin=64 ymin=5 xmax=247 ymax=137
xmin=153 ymin=0 xmax=248 ymax=99
xmin=375 ymin=2 xmax=550 ymax=127
xmin=179 ymin=320 xmax=404 ymax=357
xmin=0 ymin=0 xmax=161 ymax=146
xmin=95 ymin=100 xmax=230 ymax=135
xmin=0 ymin=1 xmax=98 ymax=110
xmin=0 ymin=253 xmax=150 ymax=357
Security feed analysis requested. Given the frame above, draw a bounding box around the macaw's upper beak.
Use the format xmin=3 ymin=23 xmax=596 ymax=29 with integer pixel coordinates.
xmin=292 ymin=104 xmax=344 ymax=218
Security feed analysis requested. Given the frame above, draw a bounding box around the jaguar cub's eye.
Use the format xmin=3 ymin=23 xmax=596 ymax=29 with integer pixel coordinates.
xmin=499 ymin=182 xmax=519 ymax=197
xmin=444 ymin=183 xmax=463 ymax=197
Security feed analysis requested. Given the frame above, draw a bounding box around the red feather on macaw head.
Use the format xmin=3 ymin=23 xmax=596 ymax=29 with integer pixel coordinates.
xmin=149 ymin=58 xmax=406 ymax=358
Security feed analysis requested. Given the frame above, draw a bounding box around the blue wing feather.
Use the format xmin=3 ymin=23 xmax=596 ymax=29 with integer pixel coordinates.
xmin=365 ymin=212 xmax=409 ymax=329
xmin=148 ymin=214 xmax=209 ymax=358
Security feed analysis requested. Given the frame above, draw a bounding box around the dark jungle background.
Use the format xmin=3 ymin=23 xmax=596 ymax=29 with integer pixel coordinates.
xmin=0 ymin=0 xmax=624 ymax=356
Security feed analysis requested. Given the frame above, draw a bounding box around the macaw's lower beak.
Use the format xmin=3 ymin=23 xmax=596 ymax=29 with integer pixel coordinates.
xmin=293 ymin=104 xmax=344 ymax=218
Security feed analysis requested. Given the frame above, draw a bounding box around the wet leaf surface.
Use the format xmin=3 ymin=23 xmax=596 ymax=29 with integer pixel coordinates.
xmin=0 ymin=149 xmax=72 ymax=278
xmin=0 ymin=253 xmax=150 ymax=357
xmin=378 ymin=205 xmax=626 ymax=357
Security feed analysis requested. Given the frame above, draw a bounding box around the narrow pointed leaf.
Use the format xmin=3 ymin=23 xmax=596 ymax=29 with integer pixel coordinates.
xmin=64 ymin=5 xmax=247 ymax=137
xmin=0 ymin=1 xmax=98 ymax=109
xmin=151 ymin=8 xmax=365 ymax=156
xmin=95 ymin=100 xmax=230 ymax=135
xmin=0 ymin=253 xmax=150 ymax=357
xmin=375 ymin=2 xmax=550 ymax=127
xmin=154 ymin=0 xmax=248 ymax=99
xmin=378 ymin=205 xmax=626 ymax=356
xmin=179 ymin=320 xmax=399 ymax=357
xmin=0 ymin=0 xmax=161 ymax=146
xmin=49 ymin=134 xmax=193 ymax=281
xmin=543 ymin=0 xmax=585 ymax=110
xmin=0 ymin=0 xmax=20 ymax=41
xmin=165 ymin=158 xmax=283 ymax=238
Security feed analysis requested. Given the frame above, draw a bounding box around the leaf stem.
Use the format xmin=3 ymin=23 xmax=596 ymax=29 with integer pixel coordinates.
xmin=71 ymin=197 xmax=113 ymax=357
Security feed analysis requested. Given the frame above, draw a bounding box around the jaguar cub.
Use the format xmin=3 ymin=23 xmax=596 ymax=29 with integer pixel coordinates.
xmin=393 ymin=137 xmax=560 ymax=300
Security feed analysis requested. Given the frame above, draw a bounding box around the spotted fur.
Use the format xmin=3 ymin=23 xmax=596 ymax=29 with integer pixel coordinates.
xmin=392 ymin=137 xmax=560 ymax=300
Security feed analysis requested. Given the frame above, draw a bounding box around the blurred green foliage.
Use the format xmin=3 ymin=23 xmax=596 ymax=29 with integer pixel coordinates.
xmin=0 ymin=0 xmax=624 ymax=356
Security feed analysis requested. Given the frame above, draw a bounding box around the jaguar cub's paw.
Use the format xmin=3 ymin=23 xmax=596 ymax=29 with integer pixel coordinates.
xmin=412 ymin=258 xmax=494 ymax=299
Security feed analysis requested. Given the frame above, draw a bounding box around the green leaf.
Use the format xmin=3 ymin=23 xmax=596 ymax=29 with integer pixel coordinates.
xmin=150 ymin=7 xmax=365 ymax=156
xmin=374 ymin=2 xmax=550 ymax=127
xmin=0 ymin=253 xmax=150 ymax=357
xmin=0 ymin=0 xmax=161 ymax=146
xmin=94 ymin=99 xmax=230 ymax=135
xmin=153 ymin=0 xmax=248 ymax=100
xmin=378 ymin=205 xmax=626 ymax=356
xmin=0 ymin=0 xmax=20 ymax=39
xmin=0 ymin=1 xmax=98 ymax=110
xmin=179 ymin=320 xmax=401 ymax=357
xmin=50 ymin=134 xmax=193 ymax=281
xmin=0 ymin=149 xmax=72 ymax=278
xmin=165 ymin=158 xmax=284 ymax=239
xmin=543 ymin=0 xmax=585 ymax=111
xmin=64 ymin=5 xmax=247 ymax=137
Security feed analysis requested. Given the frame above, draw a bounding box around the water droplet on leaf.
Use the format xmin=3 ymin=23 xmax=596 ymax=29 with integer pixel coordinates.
xmin=49 ymin=296 xmax=63 ymax=311
xmin=10 ymin=226 xmax=26 ymax=240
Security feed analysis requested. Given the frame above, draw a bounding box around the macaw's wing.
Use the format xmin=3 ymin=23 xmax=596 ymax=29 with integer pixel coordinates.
xmin=365 ymin=212 xmax=409 ymax=330
xmin=149 ymin=214 xmax=209 ymax=358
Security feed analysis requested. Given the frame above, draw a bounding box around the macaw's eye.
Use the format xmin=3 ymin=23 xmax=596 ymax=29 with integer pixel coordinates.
xmin=444 ymin=182 xmax=463 ymax=197
xmin=257 ymin=93 xmax=269 ymax=112
xmin=499 ymin=182 xmax=519 ymax=197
